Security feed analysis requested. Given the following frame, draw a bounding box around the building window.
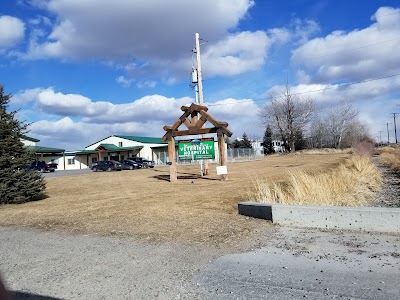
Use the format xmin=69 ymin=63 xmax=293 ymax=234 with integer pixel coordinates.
xmin=67 ymin=158 xmax=75 ymax=165
xmin=92 ymin=157 xmax=97 ymax=163
xmin=119 ymin=142 xmax=123 ymax=147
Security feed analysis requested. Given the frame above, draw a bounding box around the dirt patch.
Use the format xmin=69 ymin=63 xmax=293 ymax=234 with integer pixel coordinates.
xmin=0 ymin=153 xmax=349 ymax=249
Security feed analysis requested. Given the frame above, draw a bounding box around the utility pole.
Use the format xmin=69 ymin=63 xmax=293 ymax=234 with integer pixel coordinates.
xmin=392 ymin=113 xmax=398 ymax=144
xmin=194 ymin=32 xmax=209 ymax=175
xmin=195 ymin=33 xmax=204 ymax=105
xmin=378 ymin=131 xmax=383 ymax=145
xmin=386 ymin=122 xmax=390 ymax=144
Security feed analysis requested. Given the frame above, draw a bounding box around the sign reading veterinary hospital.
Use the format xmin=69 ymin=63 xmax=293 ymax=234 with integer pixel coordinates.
xmin=178 ymin=138 xmax=215 ymax=160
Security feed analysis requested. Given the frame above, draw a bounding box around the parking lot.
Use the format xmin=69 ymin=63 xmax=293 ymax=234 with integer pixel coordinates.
xmin=43 ymin=168 xmax=94 ymax=178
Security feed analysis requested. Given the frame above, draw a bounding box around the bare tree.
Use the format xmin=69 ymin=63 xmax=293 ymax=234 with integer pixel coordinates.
xmin=340 ymin=119 xmax=369 ymax=148
xmin=308 ymin=101 xmax=362 ymax=149
xmin=259 ymin=84 xmax=314 ymax=152
xmin=326 ymin=101 xmax=358 ymax=148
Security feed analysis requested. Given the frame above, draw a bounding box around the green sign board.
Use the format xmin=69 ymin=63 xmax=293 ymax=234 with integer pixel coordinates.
xmin=178 ymin=139 xmax=215 ymax=160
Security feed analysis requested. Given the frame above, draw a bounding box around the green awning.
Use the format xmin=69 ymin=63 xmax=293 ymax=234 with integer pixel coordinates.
xmin=95 ymin=144 xmax=143 ymax=151
xmin=25 ymin=145 xmax=65 ymax=154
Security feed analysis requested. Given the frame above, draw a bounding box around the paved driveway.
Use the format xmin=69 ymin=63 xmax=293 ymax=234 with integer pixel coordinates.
xmin=43 ymin=169 xmax=93 ymax=178
xmin=0 ymin=226 xmax=399 ymax=299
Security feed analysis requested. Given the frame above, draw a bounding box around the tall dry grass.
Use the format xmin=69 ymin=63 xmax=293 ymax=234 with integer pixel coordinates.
xmin=378 ymin=146 xmax=400 ymax=172
xmin=295 ymin=148 xmax=352 ymax=155
xmin=248 ymin=155 xmax=381 ymax=207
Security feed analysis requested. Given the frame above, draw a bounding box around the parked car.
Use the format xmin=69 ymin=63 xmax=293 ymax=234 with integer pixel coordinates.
xmin=47 ymin=162 xmax=58 ymax=170
xmin=128 ymin=157 xmax=155 ymax=168
xmin=121 ymin=159 xmax=142 ymax=170
xmin=91 ymin=160 xmax=123 ymax=172
xmin=26 ymin=161 xmax=55 ymax=173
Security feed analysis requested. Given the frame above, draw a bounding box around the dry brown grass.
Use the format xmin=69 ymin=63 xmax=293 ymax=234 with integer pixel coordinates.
xmin=0 ymin=153 xmax=350 ymax=247
xmin=378 ymin=146 xmax=400 ymax=172
xmin=248 ymin=155 xmax=382 ymax=207
xmin=295 ymin=148 xmax=352 ymax=155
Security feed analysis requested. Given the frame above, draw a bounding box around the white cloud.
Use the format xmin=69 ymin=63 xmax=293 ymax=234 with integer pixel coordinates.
xmin=291 ymin=6 xmax=400 ymax=83
xmin=202 ymin=31 xmax=270 ymax=76
xmin=116 ymin=76 xmax=134 ymax=88
xmin=0 ymin=16 xmax=25 ymax=48
xmin=265 ymin=74 xmax=400 ymax=106
xmin=14 ymin=87 xmax=193 ymax=124
xmin=205 ymin=98 xmax=262 ymax=138
xmin=17 ymin=87 xmax=263 ymax=149
xmin=292 ymin=19 xmax=320 ymax=45
xmin=25 ymin=0 xmax=253 ymax=60
xmin=137 ymin=80 xmax=157 ymax=89
xmin=16 ymin=0 xmax=283 ymax=81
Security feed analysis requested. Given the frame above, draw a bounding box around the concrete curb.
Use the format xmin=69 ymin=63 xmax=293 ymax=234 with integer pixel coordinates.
xmin=238 ymin=202 xmax=400 ymax=234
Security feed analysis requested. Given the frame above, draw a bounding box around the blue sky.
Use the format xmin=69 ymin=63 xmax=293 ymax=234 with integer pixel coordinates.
xmin=1 ymin=0 xmax=400 ymax=150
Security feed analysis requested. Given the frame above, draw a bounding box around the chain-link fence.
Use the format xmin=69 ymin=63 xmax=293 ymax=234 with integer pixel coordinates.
xmin=227 ymin=148 xmax=264 ymax=162
xmin=154 ymin=148 xmax=264 ymax=165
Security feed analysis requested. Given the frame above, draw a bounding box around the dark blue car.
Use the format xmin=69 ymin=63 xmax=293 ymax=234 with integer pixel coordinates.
xmin=92 ymin=160 xmax=123 ymax=172
xmin=122 ymin=159 xmax=142 ymax=170
xmin=26 ymin=161 xmax=55 ymax=173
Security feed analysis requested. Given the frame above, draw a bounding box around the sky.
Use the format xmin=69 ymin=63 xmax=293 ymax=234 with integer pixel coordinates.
xmin=1 ymin=0 xmax=400 ymax=150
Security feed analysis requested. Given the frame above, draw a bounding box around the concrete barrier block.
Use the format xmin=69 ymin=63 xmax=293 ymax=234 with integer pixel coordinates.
xmin=238 ymin=202 xmax=400 ymax=234
xmin=272 ymin=204 xmax=400 ymax=234
xmin=238 ymin=202 xmax=272 ymax=220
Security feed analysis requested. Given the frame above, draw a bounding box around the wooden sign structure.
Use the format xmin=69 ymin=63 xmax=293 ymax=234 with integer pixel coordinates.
xmin=162 ymin=103 xmax=232 ymax=182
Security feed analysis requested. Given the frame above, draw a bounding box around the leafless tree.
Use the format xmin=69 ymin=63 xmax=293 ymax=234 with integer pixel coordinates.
xmin=308 ymin=101 xmax=365 ymax=149
xmin=340 ymin=119 xmax=369 ymax=148
xmin=259 ymin=84 xmax=314 ymax=152
xmin=326 ymin=101 xmax=358 ymax=148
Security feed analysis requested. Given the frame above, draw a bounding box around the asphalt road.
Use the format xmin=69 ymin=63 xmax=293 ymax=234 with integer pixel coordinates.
xmin=0 ymin=227 xmax=399 ymax=300
xmin=43 ymin=169 xmax=93 ymax=178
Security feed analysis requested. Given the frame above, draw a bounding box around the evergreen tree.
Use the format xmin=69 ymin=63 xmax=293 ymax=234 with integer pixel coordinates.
xmin=0 ymin=85 xmax=45 ymax=204
xmin=294 ymin=128 xmax=307 ymax=151
xmin=233 ymin=139 xmax=242 ymax=148
xmin=241 ymin=132 xmax=252 ymax=148
xmin=261 ymin=125 xmax=273 ymax=154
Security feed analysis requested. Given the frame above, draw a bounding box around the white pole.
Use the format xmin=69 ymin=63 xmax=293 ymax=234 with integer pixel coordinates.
xmin=195 ymin=33 xmax=204 ymax=105
xmin=195 ymin=33 xmax=209 ymax=175
xmin=195 ymin=85 xmax=199 ymax=105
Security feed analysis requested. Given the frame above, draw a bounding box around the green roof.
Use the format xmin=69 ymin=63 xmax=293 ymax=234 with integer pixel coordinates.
xmin=96 ymin=144 xmax=143 ymax=151
xmin=85 ymin=135 xmax=167 ymax=148
xmin=114 ymin=135 xmax=167 ymax=144
xmin=98 ymin=143 xmax=120 ymax=150
xmin=74 ymin=150 xmax=98 ymax=155
xmin=21 ymin=135 xmax=40 ymax=142
xmin=25 ymin=145 xmax=64 ymax=153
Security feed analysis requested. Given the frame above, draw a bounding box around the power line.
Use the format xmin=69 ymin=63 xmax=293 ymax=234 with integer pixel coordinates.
xmin=301 ymin=38 xmax=400 ymax=62
xmin=207 ymin=72 xmax=400 ymax=107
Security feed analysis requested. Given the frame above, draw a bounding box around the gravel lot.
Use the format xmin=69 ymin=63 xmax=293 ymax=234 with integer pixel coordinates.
xmin=1 ymin=226 xmax=399 ymax=300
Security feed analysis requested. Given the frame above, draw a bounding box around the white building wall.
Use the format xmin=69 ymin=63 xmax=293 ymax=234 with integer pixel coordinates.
xmin=46 ymin=136 xmax=171 ymax=170
xmin=56 ymin=156 xmax=85 ymax=170
xmin=21 ymin=139 xmax=36 ymax=146
xmin=85 ymin=136 xmax=167 ymax=162
xmin=251 ymin=140 xmax=263 ymax=155
xmin=85 ymin=136 xmax=138 ymax=150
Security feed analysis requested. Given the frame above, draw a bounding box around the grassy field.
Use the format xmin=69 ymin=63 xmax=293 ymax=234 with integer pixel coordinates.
xmin=248 ymin=154 xmax=381 ymax=206
xmin=0 ymin=153 xmax=352 ymax=246
xmin=378 ymin=145 xmax=400 ymax=172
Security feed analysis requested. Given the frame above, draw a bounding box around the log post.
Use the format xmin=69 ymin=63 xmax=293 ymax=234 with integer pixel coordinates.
xmin=167 ymin=132 xmax=177 ymax=182
xmin=217 ymin=129 xmax=227 ymax=181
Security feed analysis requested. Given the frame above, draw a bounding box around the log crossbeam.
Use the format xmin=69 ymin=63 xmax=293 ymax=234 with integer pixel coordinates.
xmin=163 ymin=103 xmax=232 ymax=182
